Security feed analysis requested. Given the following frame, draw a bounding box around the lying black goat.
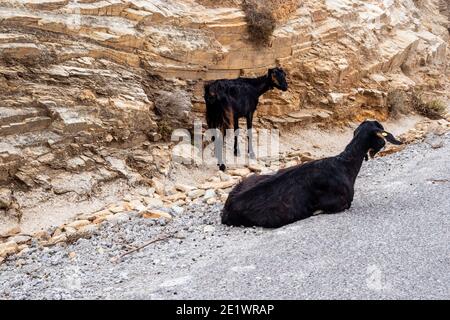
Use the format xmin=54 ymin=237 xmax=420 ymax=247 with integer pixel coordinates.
xmin=221 ymin=121 xmax=402 ymax=228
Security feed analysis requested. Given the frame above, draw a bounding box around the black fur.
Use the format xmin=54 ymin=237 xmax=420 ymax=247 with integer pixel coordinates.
xmin=221 ymin=121 xmax=403 ymax=228
xmin=204 ymin=67 xmax=288 ymax=170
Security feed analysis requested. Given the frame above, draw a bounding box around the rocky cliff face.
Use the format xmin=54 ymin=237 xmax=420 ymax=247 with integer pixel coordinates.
xmin=0 ymin=0 xmax=449 ymax=216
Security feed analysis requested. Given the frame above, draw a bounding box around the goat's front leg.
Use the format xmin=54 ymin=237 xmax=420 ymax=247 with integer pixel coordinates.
xmin=233 ymin=116 xmax=240 ymax=157
xmin=214 ymin=128 xmax=226 ymax=171
xmin=246 ymin=113 xmax=256 ymax=159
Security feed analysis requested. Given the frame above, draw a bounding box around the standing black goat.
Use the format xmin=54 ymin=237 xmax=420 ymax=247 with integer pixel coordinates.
xmin=222 ymin=121 xmax=403 ymax=228
xmin=204 ymin=67 xmax=288 ymax=171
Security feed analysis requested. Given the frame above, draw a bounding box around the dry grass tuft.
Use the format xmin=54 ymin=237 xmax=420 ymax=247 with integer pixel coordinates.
xmin=411 ymin=91 xmax=446 ymax=120
xmin=242 ymin=0 xmax=277 ymax=47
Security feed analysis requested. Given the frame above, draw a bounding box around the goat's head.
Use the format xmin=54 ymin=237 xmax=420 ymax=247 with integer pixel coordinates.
xmin=268 ymin=67 xmax=288 ymax=91
xmin=354 ymin=120 xmax=402 ymax=160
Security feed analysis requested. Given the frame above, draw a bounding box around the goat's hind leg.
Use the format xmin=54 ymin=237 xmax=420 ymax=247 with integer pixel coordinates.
xmin=246 ymin=113 xmax=256 ymax=159
xmin=318 ymin=194 xmax=351 ymax=214
xmin=212 ymin=128 xmax=226 ymax=171
xmin=233 ymin=116 xmax=240 ymax=157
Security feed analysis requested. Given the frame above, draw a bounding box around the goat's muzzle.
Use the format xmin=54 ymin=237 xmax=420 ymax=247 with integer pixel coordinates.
xmin=377 ymin=131 xmax=403 ymax=145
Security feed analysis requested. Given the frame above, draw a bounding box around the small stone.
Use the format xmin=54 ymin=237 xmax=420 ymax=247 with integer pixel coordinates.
xmin=66 ymin=157 xmax=86 ymax=171
xmin=8 ymin=235 xmax=31 ymax=245
xmin=0 ymin=241 xmax=19 ymax=258
xmin=165 ymin=193 xmax=186 ymax=202
xmin=228 ymin=168 xmax=251 ymax=177
xmin=171 ymin=205 xmax=184 ymax=215
xmin=164 ymin=185 xmax=177 ymax=196
xmin=146 ymin=188 xmax=156 ymax=196
xmin=78 ymin=224 xmax=98 ymax=234
xmin=148 ymin=132 xmax=162 ymax=142
xmin=66 ymin=220 xmax=91 ymax=230
xmin=93 ymin=215 xmax=111 ymax=224
xmin=69 ymin=252 xmax=76 ymax=259
xmin=138 ymin=189 xmax=149 ymax=197
xmin=218 ymin=171 xmax=232 ymax=181
xmin=0 ymin=226 xmax=21 ymax=238
xmin=299 ymin=153 xmax=315 ymax=162
xmin=203 ymin=225 xmax=216 ymax=233
xmin=0 ymin=188 xmax=12 ymax=209
xmin=109 ymin=203 xmax=126 ymax=213
xmin=425 ymin=136 xmax=444 ymax=149
xmin=200 ymin=180 xmax=236 ymax=190
xmin=77 ymin=209 xmax=112 ymax=221
xmin=247 ymin=164 xmax=263 ymax=173
xmin=143 ymin=197 xmax=164 ymax=208
xmin=17 ymin=245 xmax=30 ymax=256
xmin=187 ymin=189 xmax=205 ymax=199
xmin=52 ymin=228 xmax=63 ymax=237
xmin=33 ymin=230 xmax=50 ymax=241
xmin=220 ymin=193 xmax=229 ymax=202
xmin=208 ymin=176 xmax=221 ymax=183
xmin=123 ymin=194 xmax=133 ymax=202
xmin=106 ymin=212 xmax=130 ymax=223
xmin=203 ymin=189 xmax=216 ymax=200
xmin=66 ymin=226 xmax=96 ymax=243
xmin=141 ymin=209 xmax=172 ymax=220
xmin=206 ymin=197 xmax=217 ymax=205
xmin=445 ymin=114 xmax=450 ymax=122
xmin=105 ymin=134 xmax=114 ymax=142
xmin=430 ymin=141 xmax=444 ymax=149
xmin=128 ymin=199 xmax=146 ymax=211
xmin=175 ymin=183 xmax=196 ymax=193
xmin=285 ymin=160 xmax=298 ymax=167
xmin=173 ymin=199 xmax=186 ymax=206
xmin=64 ymin=226 xmax=77 ymax=234
xmin=151 ymin=177 xmax=165 ymax=196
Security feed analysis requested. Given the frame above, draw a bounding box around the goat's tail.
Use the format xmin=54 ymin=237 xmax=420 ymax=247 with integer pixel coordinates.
xmin=204 ymin=84 xmax=233 ymax=136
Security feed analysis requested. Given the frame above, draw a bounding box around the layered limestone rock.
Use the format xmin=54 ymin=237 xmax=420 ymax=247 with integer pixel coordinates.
xmin=0 ymin=0 xmax=448 ymax=207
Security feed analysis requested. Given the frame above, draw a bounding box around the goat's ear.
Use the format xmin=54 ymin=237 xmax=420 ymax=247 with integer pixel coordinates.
xmin=271 ymin=73 xmax=280 ymax=86
xmin=376 ymin=131 xmax=403 ymax=145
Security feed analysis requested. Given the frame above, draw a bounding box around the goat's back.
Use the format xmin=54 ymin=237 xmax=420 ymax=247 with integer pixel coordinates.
xmin=204 ymin=78 xmax=259 ymax=131
xmin=204 ymin=78 xmax=260 ymax=102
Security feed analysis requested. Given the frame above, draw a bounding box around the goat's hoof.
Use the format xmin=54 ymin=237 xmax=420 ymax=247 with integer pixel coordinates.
xmin=218 ymin=164 xmax=226 ymax=171
xmin=248 ymin=152 xmax=256 ymax=159
xmin=234 ymin=150 xmax=240 ymax=157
